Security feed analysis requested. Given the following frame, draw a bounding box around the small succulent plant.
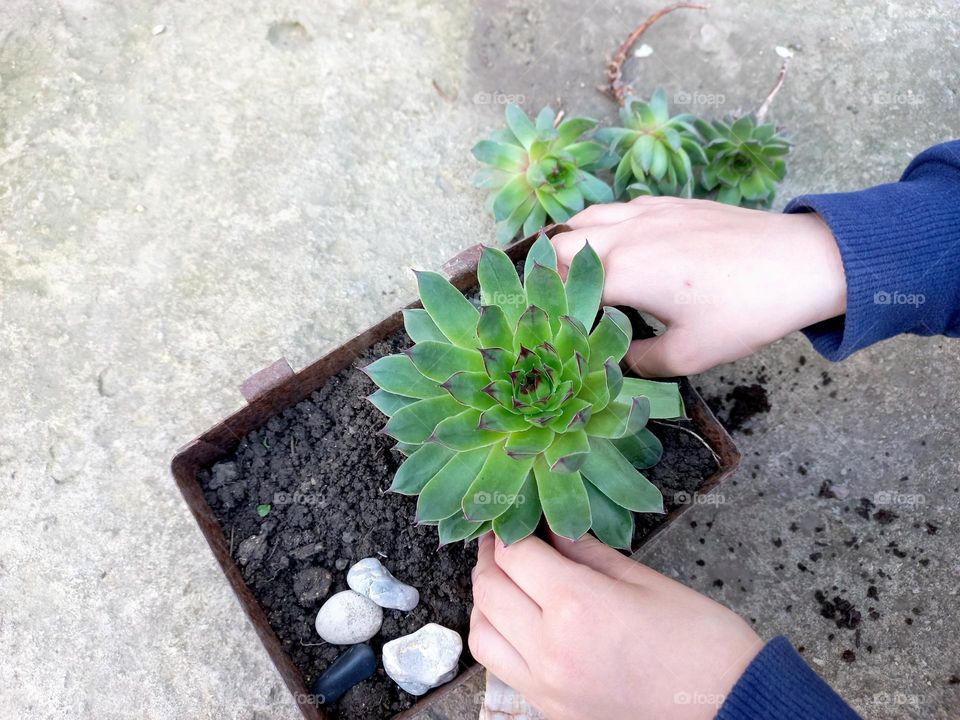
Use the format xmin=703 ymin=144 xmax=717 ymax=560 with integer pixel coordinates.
xmin=472 ymin=105 xmax=614 ymax=245
xmin=597 ymin=88 xmax=707 ymax=200
xmin=363 ymin=235 xmax=683 ymax=548
xmin=696 ymin=115 xmax=789 ymax=207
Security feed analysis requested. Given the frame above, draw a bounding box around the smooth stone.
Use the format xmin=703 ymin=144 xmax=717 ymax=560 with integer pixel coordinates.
xmin=315 ymin=590 xmax=383 ymax=644
xmin=347 ymin=557 xmax=420 ymax=611
xmin=479 ymin=672 xmax=546 ymax=719
xmin=310 ymin=643 xmax=377 ymax=705
xmin=382 ymin=623 xmax=462 ymax=696
xmin=293 ymin=566 xmax=332 ymax=607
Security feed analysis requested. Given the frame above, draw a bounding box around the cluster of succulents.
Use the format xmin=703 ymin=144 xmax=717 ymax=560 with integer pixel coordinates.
xmin=473 ymin=91 xmax=790 ymax=243
xmin=363 ymin=235 xmax=683 ymax=548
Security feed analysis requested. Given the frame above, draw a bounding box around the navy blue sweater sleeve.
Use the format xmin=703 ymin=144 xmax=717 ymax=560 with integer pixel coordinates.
xmin=717 ymin=637 xmax=862 ymax=720
xmin=785 ymin=140 xmax=960 ymax=360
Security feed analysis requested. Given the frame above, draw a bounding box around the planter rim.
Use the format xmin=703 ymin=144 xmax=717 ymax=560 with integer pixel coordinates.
xmin=171 ymin=226 xmax=741 ymax=720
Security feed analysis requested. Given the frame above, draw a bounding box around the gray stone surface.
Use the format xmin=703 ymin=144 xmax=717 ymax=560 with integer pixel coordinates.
xmin=0 ymin=1 xmax=956 ymax=719
xmin=347 ymin=557 xmax=420 ymax=611
xmin=383 ymin=623 xmax=463 ymax=696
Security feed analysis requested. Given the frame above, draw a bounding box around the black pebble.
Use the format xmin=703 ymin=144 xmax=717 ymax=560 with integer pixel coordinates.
xmin=311 ymin=644 xmax=378 ymax=705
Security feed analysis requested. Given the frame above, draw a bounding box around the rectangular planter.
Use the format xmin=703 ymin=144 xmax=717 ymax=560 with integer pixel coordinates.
xmin=171 ymin=226 xmax=741 ymax=720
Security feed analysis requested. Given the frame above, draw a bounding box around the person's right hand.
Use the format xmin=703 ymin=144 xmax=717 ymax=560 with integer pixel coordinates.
xmin=551 ymin=197 xmax=847 ymax=376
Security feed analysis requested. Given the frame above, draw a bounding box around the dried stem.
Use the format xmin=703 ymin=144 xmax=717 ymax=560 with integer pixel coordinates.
xmin=756 ymin=57 xmax=790 ymax=123
xmin=600 ymin=3 xmax=709 ymax=106
xmin=649 ymin=419 xmax=721 ymax=466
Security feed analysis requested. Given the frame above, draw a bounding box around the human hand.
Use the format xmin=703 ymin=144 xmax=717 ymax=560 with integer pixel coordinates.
xmin=551 ymin=197 xmax=847 ymax=376
xmin=469 ymin=532 xmax=763 ymax=720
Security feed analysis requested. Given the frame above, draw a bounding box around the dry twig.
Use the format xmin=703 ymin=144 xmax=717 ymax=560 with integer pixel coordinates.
xmin=755 ymin=57 xmax=790 ymax=123
xmin=600 ymin=3 xmax=709 ymax=106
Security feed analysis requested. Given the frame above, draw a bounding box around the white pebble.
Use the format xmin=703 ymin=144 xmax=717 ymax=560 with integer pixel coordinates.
xmin=315 ymin=590 xmax=382 ymax=644
xmin=347 ymin=557 xmax=420 ymax=611
xmin=633 ymin=43 xmax=653 ymax=58
xmin=383 ymin=623 xmax=462 ymax=696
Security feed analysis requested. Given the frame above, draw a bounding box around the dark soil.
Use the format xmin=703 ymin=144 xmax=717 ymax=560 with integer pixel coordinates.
xmin=199 ymin=326 xmax=719 ymax=719
xmin=718 ymin=383 xmax=771 ymax=433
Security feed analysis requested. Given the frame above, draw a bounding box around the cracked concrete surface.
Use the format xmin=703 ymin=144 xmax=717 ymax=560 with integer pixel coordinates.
xmin=0 ymin=1 xmax=957 ymax=719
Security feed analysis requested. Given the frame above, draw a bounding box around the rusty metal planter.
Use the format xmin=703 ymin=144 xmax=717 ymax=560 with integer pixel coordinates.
xmin=171 ymin=227 xmax=740 ymax=720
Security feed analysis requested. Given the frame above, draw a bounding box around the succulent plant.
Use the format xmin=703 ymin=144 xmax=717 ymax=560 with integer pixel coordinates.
xmin=696 ymin=115 xmax=789 ymax=207
xmin=597 ymin=88 xmax=707 ymax=200
xmin=362 ymin=235 xmax=684 ymax=548
xmin=472 ymin=105 xmax=614 ymax=245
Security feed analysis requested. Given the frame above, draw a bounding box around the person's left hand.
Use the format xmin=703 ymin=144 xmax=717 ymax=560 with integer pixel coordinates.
xmin=469 ymin=531 xmax=763 ymax=720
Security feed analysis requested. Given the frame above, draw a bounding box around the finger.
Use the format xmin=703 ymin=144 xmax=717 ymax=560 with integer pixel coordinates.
xmin=565 ymin=200 xmax=643 ymax=229
xmin=550 ymin=224 xmax=623 ymax=273
xmin=624 ymin=332 xmax=701 ymax=378
xmin=468 ymin=607 xmax=533 ymax=690
xmin=491 ymin=534 xmax=582 ymax=606
xmin=566 ymin=195 xmax=685 ymax=230
xmin=472 ymin=533 xmax=543 ymax=654
xmin=548 ymin=530 xmax=656 ymax=587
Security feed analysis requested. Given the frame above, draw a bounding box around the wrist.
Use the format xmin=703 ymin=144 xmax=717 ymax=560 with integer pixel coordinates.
xmin=775 ymin=211 xmax=847 ymax=331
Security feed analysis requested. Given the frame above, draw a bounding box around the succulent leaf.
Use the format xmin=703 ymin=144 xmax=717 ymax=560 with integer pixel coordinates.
xmin=544 ymin=428 xmax=590 ymax=473
xmin=368 ymin=389 xmax=418 ymax=417
xmin=612 ymin=428 xmax=664 ymax=469
xmin=492 ymin=472 xmax=543 ymax=544
xmin=403 ymin=308 xmax=448 ymax=344
xmin=461 ymin=443 xmax=536 ymax=521
xmin=587 ymin=308 xmax=631 ymax=370
xmin=580 ymin=437 xmax=664 ymax=513
xmin=417 ymin=446 xmax=491 ymax=522
xmin=583 ymin=479 xmax=634 ymax=549
xmin=362 ymin=354 xmax=444 ymax=399
xmin=533 ymin=457 xmax=592 ymax=540
xmin=525 ymin=263 xmax=567 ymax=331
xmin=438 ymin=513 xmax=484 ymax=545
xmin=431 ymin=409 xmax=504 ymax=450
xmin=619 ymin=378 xmax=684 ymax=418
xmin=407 ymin=342 xmax=485 ymax=382
xmin=415 ymin=271 xmax=480 ymax=348
xmin=384 ymin=395 xmax=465 ymax=444
xmin=440 ymin=371 xmax=497 ymax=410
xmin=585 ymin=396 xmax=651 ymax=438
xmin=389 ymin=443 xmax=455 ymax=494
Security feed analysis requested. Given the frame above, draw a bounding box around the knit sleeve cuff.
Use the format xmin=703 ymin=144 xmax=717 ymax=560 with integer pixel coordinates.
xmin=784 ymin=143 xmax=960 ymax=361
xmin=716 ymin=637 xmax=862 ymax=720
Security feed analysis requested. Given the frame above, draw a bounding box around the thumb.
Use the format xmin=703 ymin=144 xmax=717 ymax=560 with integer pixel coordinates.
xmin=624 ymin=332 xmax=698 ymax=378
xmin=549 ymin=531 xmax=655 ymax=587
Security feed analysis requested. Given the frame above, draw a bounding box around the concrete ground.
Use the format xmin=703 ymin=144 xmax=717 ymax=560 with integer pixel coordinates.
xmin=0 ymin=1 xmax=957 ymax=719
